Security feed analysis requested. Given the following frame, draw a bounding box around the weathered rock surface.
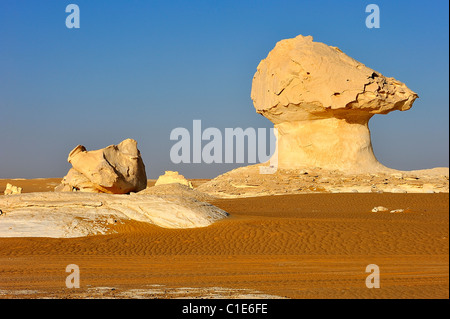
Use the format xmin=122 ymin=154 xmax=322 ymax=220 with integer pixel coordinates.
xmin=4 ymin=183 xmax=22 ymax=195
xmin=197 ymin=165 xmax=449 ymax=198
xmin=139 ymin=183 xmax=215 ymax=203
xmin=0 ymin=192 xmax=228 ymax=238
xmin=251 ymin=35 xmax=418 ymax=173
xmin=155 ymin=171 xmax=193 ymax=188
xmin=55 ymin=139 xmax=147 ymax=194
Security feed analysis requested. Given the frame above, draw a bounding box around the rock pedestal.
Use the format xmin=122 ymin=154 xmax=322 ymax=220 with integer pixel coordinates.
xmin=251 ymin=35 xmax=418 ymax=173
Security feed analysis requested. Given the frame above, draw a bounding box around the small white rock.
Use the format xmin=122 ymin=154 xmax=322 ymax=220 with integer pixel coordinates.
xmin=390 ymin=209 xmax=405 ymax=213
xmin=372 ymin=206 xmax=389 ymax=213
xmin=391 ymin=188 xmax=407 ymax=193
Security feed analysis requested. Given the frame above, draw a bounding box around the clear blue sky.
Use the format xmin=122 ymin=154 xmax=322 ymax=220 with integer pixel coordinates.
xmin=0 ymin=0 xmax=448 ymax=179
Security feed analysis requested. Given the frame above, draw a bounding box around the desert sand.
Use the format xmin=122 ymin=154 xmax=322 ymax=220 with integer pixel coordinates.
xmin=0 ymin=178 xmax=448 ymax=299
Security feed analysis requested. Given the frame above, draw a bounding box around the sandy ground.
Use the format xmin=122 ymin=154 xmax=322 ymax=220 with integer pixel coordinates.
xmin=0 ymin=179 xmax=448 ymax=299
xmin=0 ymin=178 xmax=209 ymax=194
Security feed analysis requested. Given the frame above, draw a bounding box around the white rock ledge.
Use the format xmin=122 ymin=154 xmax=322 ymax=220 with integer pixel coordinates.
xmin=0 ymin=192 xmax=228 ymax=238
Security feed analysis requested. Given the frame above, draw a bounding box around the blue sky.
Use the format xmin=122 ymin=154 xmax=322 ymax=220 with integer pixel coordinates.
xmin=0 ymin=0 xmax=448 ymax=179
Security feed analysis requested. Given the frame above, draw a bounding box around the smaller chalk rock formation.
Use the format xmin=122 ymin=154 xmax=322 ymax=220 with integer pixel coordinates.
xmin=139 ymin=183 xmax=215 ymax=203
xmin=155 ymin=171 xmax=193 ymax=188
xmin=251 ymin=35 xmax=418 ymax=173
xmin=56 ymin=139 xmax=147 ymax=194
xmin=4 ymin=183 xmax=22 ymax=195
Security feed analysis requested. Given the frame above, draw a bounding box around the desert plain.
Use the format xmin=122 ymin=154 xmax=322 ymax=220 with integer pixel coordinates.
xmin=0 ymin=177 xmax=448 ymax=299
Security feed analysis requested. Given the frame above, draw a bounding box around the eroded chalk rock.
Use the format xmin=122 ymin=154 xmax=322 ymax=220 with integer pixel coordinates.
xmin=372 ymin=206 xmax=389 ymax=213
xmin=197 ymin=164 xmax=448 ymax=198
xmin=4 ymin=183 xmax=22 ymax=195
xmin=56 ymin=139 xmax=147 ymax=194
xmin=390 ymin=209 xmax=405 ymax=213
xmin=155 ymin=171 xmax=193 ymax=188
xmin=251 ymin=35 xmax=418 ymax=173
xmin=0 ymin=192 xmax=228 ymax=238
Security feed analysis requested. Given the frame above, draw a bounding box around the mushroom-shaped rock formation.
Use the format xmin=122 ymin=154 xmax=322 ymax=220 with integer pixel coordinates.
xmin=56 ymin=139 xmax=147 ymax=194
xmin=251 ymin=35 xmax=418 ymax=173
xmin=154 ymin=171 xmax=193 ymax=188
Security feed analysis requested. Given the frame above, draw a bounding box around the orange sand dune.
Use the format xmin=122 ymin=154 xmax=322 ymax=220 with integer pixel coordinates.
xmin=0 ymin=180 xmax=448 ymax=298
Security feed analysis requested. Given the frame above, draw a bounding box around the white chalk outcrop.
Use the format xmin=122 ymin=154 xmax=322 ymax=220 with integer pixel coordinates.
xmin=155 ymin=171 xmax=193 ymax=188
xmin=55 ymin=139 xmax=147 ymax=194
xmin=0 ymin=192 xmax=228 ymax=238
xmin=251 ymin=35 xmax=418 ymax=173
xmin=4 ymin=183 xmax=22 ymax=195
